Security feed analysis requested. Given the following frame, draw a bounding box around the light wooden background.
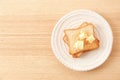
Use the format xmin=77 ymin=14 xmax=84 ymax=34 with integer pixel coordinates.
xmin=0 ymin=0 xmax=120 ymax=80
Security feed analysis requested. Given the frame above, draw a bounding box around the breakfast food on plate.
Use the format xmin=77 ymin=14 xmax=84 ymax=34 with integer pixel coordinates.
xmin=63 ymin=22 xmax=99 ymax=58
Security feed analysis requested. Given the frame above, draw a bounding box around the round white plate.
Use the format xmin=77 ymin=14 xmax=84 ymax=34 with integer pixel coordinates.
xmin=51 ymin=10 xmax=113 ymax=71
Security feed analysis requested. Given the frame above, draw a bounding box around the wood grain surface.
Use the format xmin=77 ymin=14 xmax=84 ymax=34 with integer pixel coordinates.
xmin=0 ymin=0 xmax=120 ymax=80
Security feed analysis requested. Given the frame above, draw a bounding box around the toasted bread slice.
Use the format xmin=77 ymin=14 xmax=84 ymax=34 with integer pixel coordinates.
xmin=64 ymin=22 xmax=99 ymax=56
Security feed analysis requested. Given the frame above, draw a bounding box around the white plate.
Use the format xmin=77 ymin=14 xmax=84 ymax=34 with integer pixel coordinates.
xmin=51 ymin=10 xmax=113 ymax=71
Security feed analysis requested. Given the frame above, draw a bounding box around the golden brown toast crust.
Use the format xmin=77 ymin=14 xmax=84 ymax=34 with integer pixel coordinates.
xmin=72 ymin=52 xmax=82 ymax=58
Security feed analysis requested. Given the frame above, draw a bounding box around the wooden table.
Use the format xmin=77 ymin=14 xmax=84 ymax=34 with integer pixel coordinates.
xmin=0 ymin=0 xmax=120 ymax=80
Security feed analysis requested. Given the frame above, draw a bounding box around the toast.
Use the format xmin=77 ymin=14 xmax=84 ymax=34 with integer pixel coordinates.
xmin=63 ymin=22 xmax=99 ymax=58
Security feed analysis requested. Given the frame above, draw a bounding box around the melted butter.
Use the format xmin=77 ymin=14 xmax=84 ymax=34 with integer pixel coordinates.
xmin=79 ymin=31 xmax=88 ymax=40
xmin=86 ymin=35 xmax=95 ymax=43
xmin=73 ymin=40 xmax=84 ymax=49
xmin=79 ymin=30 xmax=95 ymax=43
